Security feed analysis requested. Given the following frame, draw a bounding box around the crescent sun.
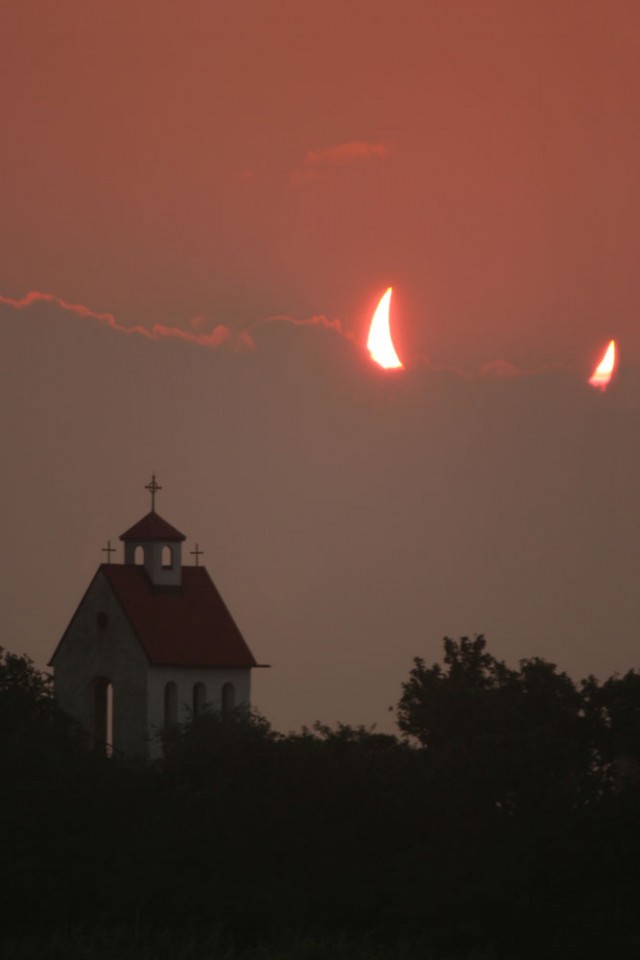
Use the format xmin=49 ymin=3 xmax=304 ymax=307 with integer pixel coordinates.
xmin=367 ymin=287 xmax=403 ymax=369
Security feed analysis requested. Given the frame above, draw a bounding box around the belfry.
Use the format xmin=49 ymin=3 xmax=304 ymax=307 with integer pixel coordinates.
xmin=49 ymin=476 xmax=263 ymax=758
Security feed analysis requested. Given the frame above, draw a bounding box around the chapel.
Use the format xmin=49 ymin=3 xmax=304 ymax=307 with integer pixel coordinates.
xmin=49 ymin=476 xmax=262 ymax=758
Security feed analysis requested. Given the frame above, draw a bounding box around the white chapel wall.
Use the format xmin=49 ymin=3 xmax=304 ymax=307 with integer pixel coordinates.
xmin=146 ymin=665 xmax=251 ymax=757
xmin=52 ymin=571 xmax=149 ymax=757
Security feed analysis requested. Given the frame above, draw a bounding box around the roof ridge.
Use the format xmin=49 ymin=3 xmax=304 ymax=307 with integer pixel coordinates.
xmin=120 ymin=511 xmax=186 ymax=542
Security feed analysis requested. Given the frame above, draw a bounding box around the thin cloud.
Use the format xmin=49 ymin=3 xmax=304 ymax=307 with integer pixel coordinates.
xmin=405 ymin=354 xmax=571 ymax=381
xmin=0 ymin=290 xmax=578 ymax=378
xmin=0 ymin=290 xmax=353 ymax=354
xmin=0 ymin=291 xmax=253 ymax=351
xmin=307 ymin=141 xmax=390 ymax=165
xmin=151 ymin=322 xmax=254 ymax=351
xmin=480 ymin=359 xmax=526 ymax=380
xmin=480 ymin=358 xmax=570 ymax=380
xmin=253 ymin=313 xmax=357 ymax=344
xmin=292 ymin=140 xmax=390 ymax=184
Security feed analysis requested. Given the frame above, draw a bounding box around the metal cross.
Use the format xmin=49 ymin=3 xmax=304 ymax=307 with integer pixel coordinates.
xmin=190 ymin=543 xmax=204 ymax=566
xmin=145 ymin=473 xmax=162 ymax=512
xmin=102 ymin=539 xmax=115 ymax=564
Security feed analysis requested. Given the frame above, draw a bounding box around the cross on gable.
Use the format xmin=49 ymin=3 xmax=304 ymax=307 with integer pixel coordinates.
xmin=190 ymin=543 xmax=204 ymax=566
xmin=102 ymin=539 xmax=115 ymax=564
xmin=145 ymin=473 xmax=162 ymax=512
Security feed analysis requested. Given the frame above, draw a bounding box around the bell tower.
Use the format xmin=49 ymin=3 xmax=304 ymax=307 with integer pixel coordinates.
xmin=120 ymin=474 xmax=186 ymax=588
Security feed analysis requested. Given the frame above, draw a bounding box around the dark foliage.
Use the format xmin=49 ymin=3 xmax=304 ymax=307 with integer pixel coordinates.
xmin=396 ymin=636 xmax=601 ymax=815
xmin=3 ymin=639 xmax=640 ymax=958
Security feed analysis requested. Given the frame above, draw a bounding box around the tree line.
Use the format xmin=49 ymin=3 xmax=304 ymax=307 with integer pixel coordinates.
xmin=2 ymin=636 xmax=640 ymax=958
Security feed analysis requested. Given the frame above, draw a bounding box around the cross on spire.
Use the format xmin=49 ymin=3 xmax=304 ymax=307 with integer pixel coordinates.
xmin=190 ymin=543 xmax=204 ymax=566
xmin=102 ymin=539 xmax=115 ymax=564
xmin=145 ymin=473 xmax=162 ymax=512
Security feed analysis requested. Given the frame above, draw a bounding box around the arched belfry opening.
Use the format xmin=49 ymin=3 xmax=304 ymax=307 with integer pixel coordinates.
xmin=91 ymin=676 xmax=114 ymax=756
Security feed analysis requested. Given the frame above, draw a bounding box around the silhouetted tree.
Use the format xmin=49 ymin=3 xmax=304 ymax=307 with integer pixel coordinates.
xmin=594 ymin=670 xmax=640 ymax=793
xmin=0 ymin=646 xmax=52 ymax=721
xmin=396 ymin=636 xmax=598 ymax=814
xmin=396 ymin=635 xmax=513 ymax=746
xmin=0 ymin=645 xmax=84 ymax=766
xmin=3 ymin=640 xmax=640 ymax=956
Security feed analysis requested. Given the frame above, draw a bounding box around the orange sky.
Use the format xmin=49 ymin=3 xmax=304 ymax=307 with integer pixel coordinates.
xmin=3 ymin=1 xmax=640 ymax=732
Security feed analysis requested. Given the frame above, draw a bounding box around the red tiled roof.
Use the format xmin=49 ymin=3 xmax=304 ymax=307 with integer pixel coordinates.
xmin=120 ymin=511 xmax=186 ymax=543
xmin=100 ymin=564 xmax=257 ymax=667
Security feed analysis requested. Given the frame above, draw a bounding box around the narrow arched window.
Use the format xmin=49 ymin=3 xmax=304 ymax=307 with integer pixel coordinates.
xmin=162 ymin=545 xmax=173 ymax=569
xmin=164 ymin=681 xmax=178 ymax=727
xmin=106 ymin=682 xmax=114 ymax=757
xmin=222 ymin=682 xmax=235 ymax=713
xmin=134 ymin=545 xmax=144 ymax=565
xmin=92 ymin=677 xmax=114 ymax=757
xmin=193 ymin=682 xmax=206 ymax=718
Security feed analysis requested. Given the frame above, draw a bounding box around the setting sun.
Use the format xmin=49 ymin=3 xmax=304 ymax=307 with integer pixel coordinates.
xmin=366 ymin=287 xmax=403 ymax=369
xmin=589 ymin=340 xmax=616 ymax=391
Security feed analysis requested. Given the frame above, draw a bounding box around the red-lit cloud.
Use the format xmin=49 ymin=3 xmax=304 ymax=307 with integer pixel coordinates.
xmin=0 ymin=291 xmax=253 ymax=351
xmin=479 ymin=359 xmax=525 ymax=380
xmin=291 ymin=140 xmax=390 ymax=184
xmin=257 ymin=313 xmax=355 ymax=343
xmin=479 ymin=359 xmax=570 ymax=380
xmin=0 ymin=290 xmax=353 ymax=354
xmin=401 ymin=354 xmax=571 ymax=382
xmin=0 ymin=290 xmax=578 ymax=382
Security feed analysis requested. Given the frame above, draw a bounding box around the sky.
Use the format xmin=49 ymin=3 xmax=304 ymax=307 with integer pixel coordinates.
xmin=3 ymin=0 xmax=640 ymax=734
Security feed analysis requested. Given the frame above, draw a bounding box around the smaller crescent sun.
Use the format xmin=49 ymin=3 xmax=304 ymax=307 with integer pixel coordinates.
xmin=367 ymin=287 xmax=403 ymax=369
xmin=588 ymin=339 xmax=616 ymax=391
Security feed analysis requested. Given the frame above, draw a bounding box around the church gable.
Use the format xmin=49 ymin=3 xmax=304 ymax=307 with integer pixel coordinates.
xmin=50 ymin=568 xmax=148 ymax=671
